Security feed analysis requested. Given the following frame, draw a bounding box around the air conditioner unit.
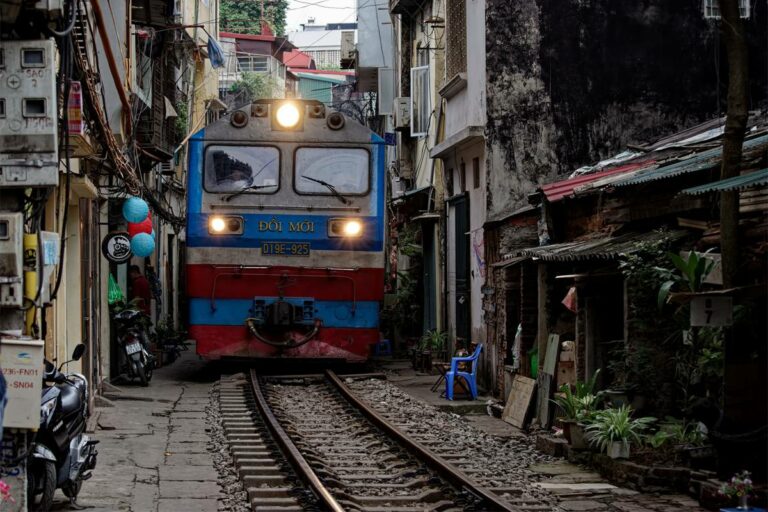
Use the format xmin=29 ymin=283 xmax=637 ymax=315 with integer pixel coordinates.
xmin=393 ymin=97 xmax=410 ymax=131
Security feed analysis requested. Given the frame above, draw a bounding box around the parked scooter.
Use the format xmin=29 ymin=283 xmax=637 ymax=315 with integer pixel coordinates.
xmin=113 ymin=309 xmax=155 ymax=386
xmin=28 ymin=344 xmax=98 ymax=511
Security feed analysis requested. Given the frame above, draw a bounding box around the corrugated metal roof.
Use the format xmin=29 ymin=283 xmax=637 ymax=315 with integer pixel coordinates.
xmin=518 ymin=230 xmax=689 ymax=262
xmin=681 ymin=168 xmax=768 ymax=195
xmin=541 ymin=161 xmax=654 ymax=202
xmin=610 ymin=133 xmax=768 ymax=188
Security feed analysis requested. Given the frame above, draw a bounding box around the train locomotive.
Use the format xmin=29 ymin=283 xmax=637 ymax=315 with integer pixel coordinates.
xmin=186 ymin=99 xmax=385 ymax=362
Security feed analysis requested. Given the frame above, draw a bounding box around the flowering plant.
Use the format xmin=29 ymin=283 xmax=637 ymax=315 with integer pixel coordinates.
xmin=0 ymin=480 xmax=14 ymax=503
xmin=720 ymin=470 xmax=753 ymax=499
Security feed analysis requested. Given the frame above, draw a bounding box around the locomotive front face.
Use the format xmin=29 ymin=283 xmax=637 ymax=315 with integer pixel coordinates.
xmin=185 ymin=100 xmax=386 ymax=361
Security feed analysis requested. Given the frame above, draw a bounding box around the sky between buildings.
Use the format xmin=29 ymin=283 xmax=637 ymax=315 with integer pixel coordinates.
xmin=286 ymin=0 xmax=357 ymax=33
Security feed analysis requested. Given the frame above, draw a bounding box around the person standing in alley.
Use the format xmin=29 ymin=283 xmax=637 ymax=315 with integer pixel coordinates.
xmin=128 ymin=264 xmax=152 ymax=316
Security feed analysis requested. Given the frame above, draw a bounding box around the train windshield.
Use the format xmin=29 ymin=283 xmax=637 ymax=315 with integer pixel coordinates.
xmin=204 ymin=145 xmax=280 ymax=193
xmin=294 ymin=148 xmax=369 ymax=195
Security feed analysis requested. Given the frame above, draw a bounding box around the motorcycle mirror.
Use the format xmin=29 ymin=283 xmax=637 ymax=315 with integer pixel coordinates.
xmin=72 ymin=343 xmax=86 ymax=361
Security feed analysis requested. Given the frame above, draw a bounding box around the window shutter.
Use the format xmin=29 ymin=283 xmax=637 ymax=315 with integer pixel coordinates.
xmin=446 ymin=0 xmax=467 ymax=79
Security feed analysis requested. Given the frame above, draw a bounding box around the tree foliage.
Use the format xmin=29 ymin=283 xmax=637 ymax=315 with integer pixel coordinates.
xmin=229 ymin=72 xmax=276 ymax=105
xmin=220 ymin=0 xmax=289 ymax=36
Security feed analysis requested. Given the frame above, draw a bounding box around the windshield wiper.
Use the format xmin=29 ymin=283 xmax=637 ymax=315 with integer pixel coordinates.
xmin=222 ymin=183 xmax=276 ymax=202
xmin=221 ymin=157 xmax=278 ymax=202
xmin=302 ymin=175 xmax=349 ymax=205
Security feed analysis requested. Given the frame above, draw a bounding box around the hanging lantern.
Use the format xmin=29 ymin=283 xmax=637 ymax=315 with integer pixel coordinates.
xmin=131 ymin=232 xmax=155 ymax=257
xmin=122 ymin=196 xmax=149 ymax=223
xmin=128 ymin=217 xmax=153 ymax=237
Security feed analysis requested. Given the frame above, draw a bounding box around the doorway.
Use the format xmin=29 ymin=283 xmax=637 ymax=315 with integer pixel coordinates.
xmin=453 ymin=194 xmax=470 ymax=347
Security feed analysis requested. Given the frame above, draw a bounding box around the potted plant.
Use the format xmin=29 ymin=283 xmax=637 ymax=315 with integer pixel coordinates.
xmin=585 ymin=405 xmax=655 ymax=459
xmin=416 ymin=330 xmax=447 ymax=372
xmin=719 ymin=470 xmax=753 ymax=510
xmin=551 ymin=370 xmax=602 ymax=445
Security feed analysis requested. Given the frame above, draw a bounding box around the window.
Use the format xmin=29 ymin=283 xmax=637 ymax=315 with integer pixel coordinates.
xmin=294 ymin=147 xmax=370 ymax=195
xmin=204 ymin=145 xmax=280 ymax=193
xmin=472 ymin=157 xmax=480 ymax=189
xmin=410 ymin=66 xmax=430 ymax=137
xmin=446 ymin=0 xmax=466 ymax=78
xmin=0 ymin=99 xmax=5 ymax=118
xmin=237 ymin=55 xmax=269 ymax=72
xmin=22 ymin=98 xmax=46 ymax=117
xmin=703 ymin=0 xmax=750 ymax=19
xmin=459 ymin=161 xmax=466 ymax=193
xmin=0 ymin=49 xmax=4 ymax=68
xmin=21 ymin=48 xmax=45 ymax=67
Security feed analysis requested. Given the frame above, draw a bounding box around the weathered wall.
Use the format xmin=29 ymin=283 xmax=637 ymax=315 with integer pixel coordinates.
xmin=485 ymin=0 xmax=768 ymax=218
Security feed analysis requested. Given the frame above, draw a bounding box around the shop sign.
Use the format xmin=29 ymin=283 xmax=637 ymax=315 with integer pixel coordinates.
xmin=101 ymin=231 xmax=131 ymax=264
xmin=690 ymin=296 xmax=733 ymax=327
xmin=0 ymin=339 xmax=44 ymax=429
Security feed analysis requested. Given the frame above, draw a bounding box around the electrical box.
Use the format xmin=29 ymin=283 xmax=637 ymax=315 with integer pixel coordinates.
xmin=394 ymin=97 xmax=410 ymax=131
xmin=0 ymin=39 xmax=59 ymax=188
xmin=0 ymin=338 xmax=44 ymax=429
xmin=0 ymin=213 xmax=23 ymax=308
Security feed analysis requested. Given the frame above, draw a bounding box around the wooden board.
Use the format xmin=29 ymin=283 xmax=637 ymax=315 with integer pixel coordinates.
xmin=502 ymin=375 xmax=537 ymax=429
xmin=537 ymin=373 xmax=554 ymax=429
xmin=542 ymin=334 xmax=560 ymax=375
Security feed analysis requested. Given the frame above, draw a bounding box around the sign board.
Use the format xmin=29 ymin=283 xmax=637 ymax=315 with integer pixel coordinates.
xmin=502 ymin=375 xmax=537 ymax=429
xmin=690 ymin=296 xmax=733 ymax=327
xmin=101 ymin=231 xmax=131 ymax=264
xmin=0 ymin=339 xmax=44 ymax=429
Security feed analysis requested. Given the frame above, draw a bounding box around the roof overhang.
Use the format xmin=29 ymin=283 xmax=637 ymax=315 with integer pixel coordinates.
xmin=430 ymin=126 xmax=484 ymax=159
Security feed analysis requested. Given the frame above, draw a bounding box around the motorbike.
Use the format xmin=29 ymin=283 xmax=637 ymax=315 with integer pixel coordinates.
xmin=28 ymin=344 xmax=98 ymax=511
xmin=113 ymin=309 xmax=155 ymax=386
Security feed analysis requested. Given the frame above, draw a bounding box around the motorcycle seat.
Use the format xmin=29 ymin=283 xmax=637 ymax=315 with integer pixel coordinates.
xmin=59 ymin=384 xmax=82 ymax=415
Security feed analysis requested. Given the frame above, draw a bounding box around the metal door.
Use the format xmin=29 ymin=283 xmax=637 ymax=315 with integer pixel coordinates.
xmin=454 ymin=195 xmax=470 ymax=345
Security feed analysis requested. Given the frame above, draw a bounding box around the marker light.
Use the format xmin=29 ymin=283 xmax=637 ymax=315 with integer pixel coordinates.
xmin=343 ymin=220 xmax=362 ymax=237
xmin=275 ymin=103 xmax=300 ymax=128
xmin=209 ymin=216 xmax=226 ymax=233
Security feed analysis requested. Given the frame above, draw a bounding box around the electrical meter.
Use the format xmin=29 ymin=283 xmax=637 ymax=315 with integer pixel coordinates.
xmin=0 ymin=213 xmax=23 ymax=307
xmin=0 ymin=39 xmax=58 ymax=188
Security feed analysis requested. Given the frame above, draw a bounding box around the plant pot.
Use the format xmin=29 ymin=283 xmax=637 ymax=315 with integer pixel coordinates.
xmin=737 ymin=494 xmax=749 ymax=510
xmin=559 ymin=419 xmax=576 ymax=443
xmin=570 ymin=422 xmax=588 ymax=450
xmin=607 ymin=440 xmax=630 ymax=459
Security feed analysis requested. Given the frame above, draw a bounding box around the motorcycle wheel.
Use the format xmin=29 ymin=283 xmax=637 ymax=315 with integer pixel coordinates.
xmin=27 ymin=459 xmax=56 ymax=512
xmin=62 ymin=480 xmax=82 ymax=499
xmin=145 ymin=361 xmax=153 ymax=383
xmin=136 ymin=362 xmax=148 ymax=387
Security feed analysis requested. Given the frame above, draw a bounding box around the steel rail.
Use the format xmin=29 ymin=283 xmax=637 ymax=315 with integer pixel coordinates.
xmin=325 ymin=370 xmax=516 ymax=512
xmin=248 ymin=369 xmax=345 ymax=512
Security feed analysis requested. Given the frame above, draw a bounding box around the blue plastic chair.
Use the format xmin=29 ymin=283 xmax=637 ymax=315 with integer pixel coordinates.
xmin=445 ymin=343 xmax=483 ymax=400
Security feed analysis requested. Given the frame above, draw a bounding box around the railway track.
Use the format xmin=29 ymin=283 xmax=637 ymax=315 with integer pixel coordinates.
xmin=219 ymin=370 xmax=528 ymax=511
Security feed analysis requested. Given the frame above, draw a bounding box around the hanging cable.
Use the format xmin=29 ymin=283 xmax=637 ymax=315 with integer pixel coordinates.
xmin=49 ymin=0 xmax=78 ymax=37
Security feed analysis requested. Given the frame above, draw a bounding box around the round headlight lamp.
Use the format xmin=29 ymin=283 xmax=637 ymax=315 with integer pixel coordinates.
xmin=209 ymin=216 xmax=226 ymax=233
xmin=343 ymin=220 xmax=362 ymax=237
xmin=275 ymin=103 xmax=301 ymax=128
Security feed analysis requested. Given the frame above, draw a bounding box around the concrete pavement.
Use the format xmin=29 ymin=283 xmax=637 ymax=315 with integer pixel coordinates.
xmin=53 ymin=344 xmax=221 ymax=512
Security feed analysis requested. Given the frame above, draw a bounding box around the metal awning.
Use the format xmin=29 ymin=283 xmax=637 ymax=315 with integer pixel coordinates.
xmin=610 ymin=133 xmax=768 ymax=188
xmin=518 ymin=230 xmax=689 ymax=262
xmin=680 ymin=168 xmax=768 ymax=195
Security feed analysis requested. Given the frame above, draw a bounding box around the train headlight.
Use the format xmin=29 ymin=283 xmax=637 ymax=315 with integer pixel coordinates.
xmin=275 ymin=103 xmax=300 ymax=128
xmin=208 ymin=216 xmax=244 ymax=235
xmin=343 ymin=220 xmax=362 ymax=237
xmin=329 ymin=219 xmax=363 ymax=238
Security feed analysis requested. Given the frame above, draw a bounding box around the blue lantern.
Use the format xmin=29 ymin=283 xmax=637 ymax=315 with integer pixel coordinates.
xmin=131 ymin=232 xmax=155 ymax=257
xmin=122 ymin=196 xmax=149 ymax=223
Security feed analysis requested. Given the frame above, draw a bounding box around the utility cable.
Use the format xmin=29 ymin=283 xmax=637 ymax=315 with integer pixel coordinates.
xmin=49 ymin=0 xmax=78 ymax=37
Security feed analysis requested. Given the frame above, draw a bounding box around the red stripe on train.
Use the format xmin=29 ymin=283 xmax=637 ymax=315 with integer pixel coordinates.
xmin=190 ymin=325 xmax=377 ymax=361
xmin=186 ymin=265 xmax=385 ymax=301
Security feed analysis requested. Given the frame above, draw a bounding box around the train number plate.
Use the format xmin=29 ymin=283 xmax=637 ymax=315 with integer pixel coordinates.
xmin=261 ymin=242 xmax=311 ymax=256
